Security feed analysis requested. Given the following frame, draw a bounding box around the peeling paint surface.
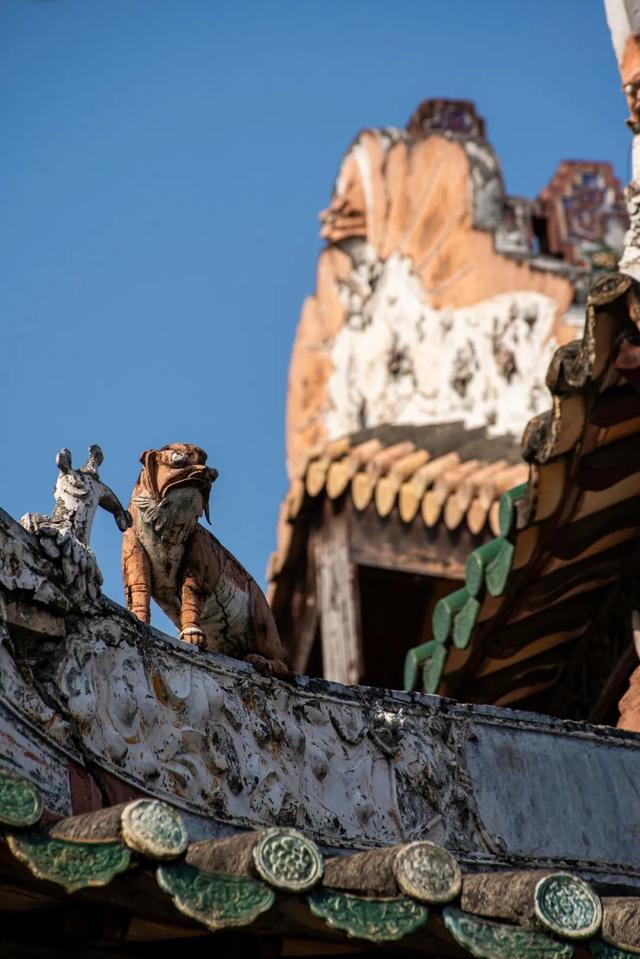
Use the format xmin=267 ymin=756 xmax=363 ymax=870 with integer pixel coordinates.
xmin=0 ymin=702 xmax=71 ymax=816
xmin=326 ymin=249 xmax=559 ymax=440
xmin=53 ymin=617 xmax=454 ymax=849
xmin=6 ymin=507 xmax=640 ymax=883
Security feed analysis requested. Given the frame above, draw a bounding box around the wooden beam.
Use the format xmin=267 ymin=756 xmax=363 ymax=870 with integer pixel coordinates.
xmin=290 ymin=531 xmax=319 ymax=676
xmin=315 ymin=504 xmax=363 ymax=685
xmin=349 ymin=501 xmax=477 ymax=580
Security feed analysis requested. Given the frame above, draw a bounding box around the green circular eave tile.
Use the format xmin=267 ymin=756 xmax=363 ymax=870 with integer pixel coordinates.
xmin=0 ymin=770 xmax=43 ymax=827
xmin=308 ymin=888 xmax=429 ymax=943
xmin=394 ymin=841 xmax=461 ymax=904
xmin=157 ymin=863 xmax=275 ymax=932
xmin=535 ymin=873 xmax=602 ymax=940
xmin=591 ymin=941 xmax=640 ymax=959
xmin=8 ymin=831 xmax=131 ymax=893
xmin=121 ymin=799 xmax=188 ymax=860
xmin=443 ymin=906 xmax=574 ymax=959
xmin=253 ymin=827 xmax=323 ymax=892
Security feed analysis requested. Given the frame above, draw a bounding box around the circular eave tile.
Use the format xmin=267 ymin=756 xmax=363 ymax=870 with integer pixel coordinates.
xmin=253 ymin=827 xmax=323 ymax=892
xmin=394 ymin=840 xmax=462 ymax=904
xmin=121 ymin=799 xmax=188 ymax=860
xmin=0 ymin=771 xmax=43 ymax=827
xmin=534 ymin=873 xmax=602 ymax=940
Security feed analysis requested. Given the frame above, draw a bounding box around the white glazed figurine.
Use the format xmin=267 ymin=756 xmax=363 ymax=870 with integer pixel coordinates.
xmin=21 ymin=445 xmax=132 ymax=601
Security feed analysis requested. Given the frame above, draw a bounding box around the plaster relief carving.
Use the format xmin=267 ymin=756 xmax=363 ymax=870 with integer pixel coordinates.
xmin=122 ymin=443 xmax=291 ymax=679
xmin=49 ymin=608 xmax=475 ymax=849
xmin=285 ymin=100 xmax=627 ymax=476
xmin=326 ymin=250 xmax=560 ymax=440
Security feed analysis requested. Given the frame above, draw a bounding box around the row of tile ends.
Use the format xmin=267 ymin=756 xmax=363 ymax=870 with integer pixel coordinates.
xmin=269 ymin=435 xmax=526 ymax=584
xmin=0 ymin=767 xmax=635 ymax=953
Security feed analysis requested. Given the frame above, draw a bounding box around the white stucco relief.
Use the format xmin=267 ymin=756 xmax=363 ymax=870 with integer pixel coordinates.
xmin=325 ymin=248 xmax=565 ymax=440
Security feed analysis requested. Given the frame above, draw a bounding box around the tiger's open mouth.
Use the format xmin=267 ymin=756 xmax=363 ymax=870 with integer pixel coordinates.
xmin=144 ymin=463 xmax=218 ymax=523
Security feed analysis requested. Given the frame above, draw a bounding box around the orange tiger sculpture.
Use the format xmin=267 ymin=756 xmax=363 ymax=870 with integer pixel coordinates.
xmin=122 ymin=443 xmax=292 ymax=679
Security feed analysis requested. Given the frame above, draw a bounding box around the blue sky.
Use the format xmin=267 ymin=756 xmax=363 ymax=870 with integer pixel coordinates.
xmin=0 ymin=0 xmax=630 ymax=632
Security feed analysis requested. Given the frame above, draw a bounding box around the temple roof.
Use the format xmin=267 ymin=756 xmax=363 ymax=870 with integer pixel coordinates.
xmin=0 ymin=766 xmax=639 ymax=955
xmin=285 ymin=97 xmax=626 ymax=478
xmin=404 ymin=272 xmax=640 ymax=718
xmin=268 ymin=424 xmax=527 ymax=604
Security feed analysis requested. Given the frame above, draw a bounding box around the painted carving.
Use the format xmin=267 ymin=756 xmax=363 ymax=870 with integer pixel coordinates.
xmin=443 ymin=906 xmax=574 ymax=959
xmin=308 ymin=889 xmax=429 ymax=942
xmin=285 ymin=99 xmax=587 ymax=475
xmin=539 ymin=162 xmax=627 ymax=266
xmin=8 ymin=831 xmax=131 ymax=893
xmin=534 ymin=873 xmax=602 ymax=939
xmin=20 ymin=445 xmax=131 ymax=602
xmin=253 ymin=827 xmax=324 ymax=891
xmin=0 ymin=769 xmax=43 ymax=827
xmin=50 ymin=611 xmax=468 ymax=850
xmin=122 ymin=443 xmax=291 ymax=679
xmin=120 ymin=798 xmax=188 ymax=859
xmin=394 ymin=840 xmax=462 ymax=904
xmin=591 ymin=941 xmax=639 ymax=959
xmin=157 ymin=863 xmax=275 ymax=931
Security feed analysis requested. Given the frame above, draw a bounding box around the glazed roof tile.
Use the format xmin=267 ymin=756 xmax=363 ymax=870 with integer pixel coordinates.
xmin=268 ymin=427 xmax=527 ymax=589
xmin=405 ymin=272 xmax=640 ymax=715
xmin=0 ymin=767 xmax=630 ymax=953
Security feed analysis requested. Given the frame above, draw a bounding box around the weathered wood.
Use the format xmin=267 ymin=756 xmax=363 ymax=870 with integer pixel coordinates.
xmin=290 ymin=532 xmax=319 ymax=675
xmin=517 ymin=540 xmax=636 ymax=615
xmin=549 ymin=496 xmax=640 ymax=560
xmin=485 ymin=587 xmax=606 ymax=658
xmin=349 ymin=502 xmax=474 ymax=579
xmin=576 ymin=432 xmax=640 ymax=491
xmin=590 ymin=384 xmax=640 ymax=428
xmin=285 ymin=479 xmax=305 ymax=520
xmin=315 ymin=505 xmax=362 ymax=685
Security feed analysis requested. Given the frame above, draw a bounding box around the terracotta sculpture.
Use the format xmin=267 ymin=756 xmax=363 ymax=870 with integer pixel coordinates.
xmin=122 ymin=443 xmax=292 ymax=679
xmin=21 ymin=445 xmax=131 ymax=601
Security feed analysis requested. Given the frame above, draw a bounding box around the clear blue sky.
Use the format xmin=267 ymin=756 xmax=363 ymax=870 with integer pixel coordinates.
xmin=0 ymin=0 xmax=630 ymax=632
